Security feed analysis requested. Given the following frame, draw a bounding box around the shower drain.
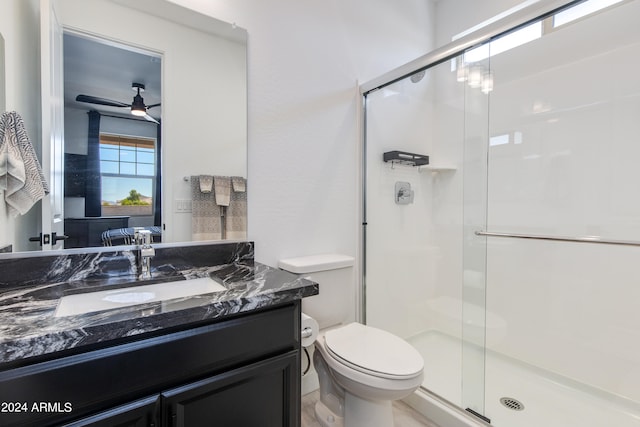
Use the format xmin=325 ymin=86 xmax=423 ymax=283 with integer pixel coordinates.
xmin=500 ymin=397 xmax=525 ymax=411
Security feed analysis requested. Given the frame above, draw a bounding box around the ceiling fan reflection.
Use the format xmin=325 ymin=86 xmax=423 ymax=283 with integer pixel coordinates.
xmin=75 ymin=82 xmax=160 ymax=124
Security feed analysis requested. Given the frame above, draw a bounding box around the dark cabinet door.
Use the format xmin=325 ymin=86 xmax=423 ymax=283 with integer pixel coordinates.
xmin=62 ymin=395 xmax=159 ymax=427
xmin=162 ymin=351 xmax=300 ymax=427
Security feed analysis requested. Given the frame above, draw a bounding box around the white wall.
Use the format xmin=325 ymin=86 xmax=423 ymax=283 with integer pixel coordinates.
xmin=168 ymin=0 xmax=436 ymax=272
xmin=1 ymin=0 xmax=437 ymax=284
xmin=435 ymin=0 xmax=527 ymax=47
xmin=0 ymin=0 xmax=41 ymax=252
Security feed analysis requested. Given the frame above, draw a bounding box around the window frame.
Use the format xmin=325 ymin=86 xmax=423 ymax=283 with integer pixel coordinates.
xmin=99 ymin=133 xmax=158 ymax=217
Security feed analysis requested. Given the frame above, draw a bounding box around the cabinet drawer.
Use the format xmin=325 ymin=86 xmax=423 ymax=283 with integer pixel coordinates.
xmin=61 ymin=396 xmax=159 ymax=427
xmin=0 ymin=303 xmax=300 ymax=427
xmin=163 ymin=351 xmax=300 ymax=427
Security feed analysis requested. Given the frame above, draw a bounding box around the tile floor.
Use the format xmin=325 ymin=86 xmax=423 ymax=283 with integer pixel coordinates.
xmin=301 ymin=390 xmax=439 ymax=427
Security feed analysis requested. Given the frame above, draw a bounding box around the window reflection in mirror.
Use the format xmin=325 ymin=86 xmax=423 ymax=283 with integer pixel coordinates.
xmin=98 ymin=134 xmax=157 ymax=218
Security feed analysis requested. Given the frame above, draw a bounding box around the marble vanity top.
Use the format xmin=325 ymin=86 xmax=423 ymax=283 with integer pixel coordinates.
xmin=0 ymin=242 xmax=318 ymax=366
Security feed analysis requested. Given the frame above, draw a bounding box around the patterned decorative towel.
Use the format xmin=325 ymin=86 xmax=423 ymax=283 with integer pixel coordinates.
xmin=232 ymin=176 xmax=246 ymax=192
xmin=227 ymin=177 xmax=247 ymax=240
xmin=0 ymin=111 xmax=49 ymax=217
xmin=191 ymin=176 xmax=222 ymax=240
xmin=214 ymin=176 xmax=231 ymax=207
xmin=199 ymin=175 xmax=213 ymax=193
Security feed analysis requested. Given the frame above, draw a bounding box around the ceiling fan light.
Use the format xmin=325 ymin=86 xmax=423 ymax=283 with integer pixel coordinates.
xmin=131 ymin=94 xmax=147 ymax=116
xmin=131 ymin=107 xmax=146 ymax=116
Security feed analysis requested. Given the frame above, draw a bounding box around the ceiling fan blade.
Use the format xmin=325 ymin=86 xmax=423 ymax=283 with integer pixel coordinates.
xmin=75 ymin=94 xmax=130 ymax=108
xmin=146 ymin=103 xmax=161 ymax=109
xmin=143 ymin=113 xmax=160 ymax=124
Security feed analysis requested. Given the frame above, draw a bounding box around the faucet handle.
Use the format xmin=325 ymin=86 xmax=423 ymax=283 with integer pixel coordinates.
xmin=140 ymin=245 xmax=155 ymax=258
xmin=138 ymin=229 xmax=153 ymax=246
xmin=133 ymin=227 xmax=146 ymax=245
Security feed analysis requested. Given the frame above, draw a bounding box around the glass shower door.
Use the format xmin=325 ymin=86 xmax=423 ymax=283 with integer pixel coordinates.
xmin=362 ymin=50 xmax=490 ymax=418
xmin=480 ymin=1 xmax=640 ymax=425
xmin=460 ymin=52 xmax=490 ymax=419
xmin=364 ymin=2 xmax=640 ymax=426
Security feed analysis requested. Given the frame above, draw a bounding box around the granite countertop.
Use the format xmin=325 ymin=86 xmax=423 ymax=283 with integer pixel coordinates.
xmin=0 ymin=256 xmax=318 ymax=366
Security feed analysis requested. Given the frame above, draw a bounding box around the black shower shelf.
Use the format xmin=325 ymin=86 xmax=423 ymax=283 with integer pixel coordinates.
xmin=383 ymin=151 xmax=429 ymax=167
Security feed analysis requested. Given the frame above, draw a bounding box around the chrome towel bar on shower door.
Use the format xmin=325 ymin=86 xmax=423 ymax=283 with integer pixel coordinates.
xmin=475 ymin=231 xmax=640 ymax=247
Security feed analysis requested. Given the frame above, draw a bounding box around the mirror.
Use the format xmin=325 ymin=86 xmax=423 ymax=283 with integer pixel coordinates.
xmin=1 ymin=0 xmax=247 ymax=253
xmin=63 ymin=31 xmax=163 ymax=249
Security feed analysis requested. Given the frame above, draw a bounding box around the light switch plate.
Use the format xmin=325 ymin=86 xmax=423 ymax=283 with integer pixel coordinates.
xmin=174 ymin=199 xmax=192 ymax=213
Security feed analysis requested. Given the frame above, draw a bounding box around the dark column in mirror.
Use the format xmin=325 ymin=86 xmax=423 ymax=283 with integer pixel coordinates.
xmin=85 ymin=110 xmax=101 ymax=217
xmin=154 ymin=123 xmax=162 ymax=228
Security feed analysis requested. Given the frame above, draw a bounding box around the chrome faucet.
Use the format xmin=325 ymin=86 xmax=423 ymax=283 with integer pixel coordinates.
xmin=136 ymin=229 xmax=155 ymax=279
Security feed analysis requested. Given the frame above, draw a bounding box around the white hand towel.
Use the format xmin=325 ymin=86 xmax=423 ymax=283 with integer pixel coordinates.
xmin=0 ymin=131 xmax=26 ymax=193
xmin=214 ymin=176 xmax=231 ymax=207
xmin=0 ymin=112 xmax=49 ymax=216
xmin=231 ymin=176 xmax=246 ymax=192
xmin=199 ymin=175 xmax=213 ymax=193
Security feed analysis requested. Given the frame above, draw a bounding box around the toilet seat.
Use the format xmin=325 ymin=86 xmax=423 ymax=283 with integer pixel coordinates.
xmin=324 ymin=323 xmax=423 ymax=380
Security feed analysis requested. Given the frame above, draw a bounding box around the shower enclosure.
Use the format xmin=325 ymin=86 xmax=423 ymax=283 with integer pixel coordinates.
xmin=361 ymin=0 xmax=640 ymax=426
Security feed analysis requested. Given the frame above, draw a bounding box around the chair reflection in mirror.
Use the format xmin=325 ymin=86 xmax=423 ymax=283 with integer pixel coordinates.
xmin=101 ymin=226 xmax=162 ymax=246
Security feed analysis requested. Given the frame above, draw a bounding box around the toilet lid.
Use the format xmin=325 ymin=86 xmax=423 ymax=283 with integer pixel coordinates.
xmin=324 ymin=323 xmax=424 ymax=379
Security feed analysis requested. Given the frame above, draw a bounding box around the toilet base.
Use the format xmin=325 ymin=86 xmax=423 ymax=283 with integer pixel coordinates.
xmin=315 ymin=400 xmax=344 ymax=427
xmin=315 ymin=391 xmax=397 ymax=427
xmin=344 ymin=392 xmax=394 ymax=427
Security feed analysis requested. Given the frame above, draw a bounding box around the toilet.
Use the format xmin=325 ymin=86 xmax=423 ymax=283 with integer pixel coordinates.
xmin=278 ymin=254 xmax=424 ymax=427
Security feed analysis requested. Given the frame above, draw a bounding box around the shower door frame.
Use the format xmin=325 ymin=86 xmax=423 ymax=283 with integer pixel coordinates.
xmin=358 ymin=0 xmax=582 ymax=420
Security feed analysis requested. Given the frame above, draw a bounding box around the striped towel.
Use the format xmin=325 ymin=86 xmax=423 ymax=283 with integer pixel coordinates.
xmin=191 ymin=176 xmax=222 ymax=240
xmin=214 ymin=176 xmax=231 ymax=207
xmin=227 ymin=177 xmax=247 ymax=240
xmin=0 ymin=112 xmax=49 ymax=216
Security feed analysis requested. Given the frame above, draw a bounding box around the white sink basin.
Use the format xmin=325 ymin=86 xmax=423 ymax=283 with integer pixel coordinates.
xmin=55 ymin=277 xmax=226 ymax=317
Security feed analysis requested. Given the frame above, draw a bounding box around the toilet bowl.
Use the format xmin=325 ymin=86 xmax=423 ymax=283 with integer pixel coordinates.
xmin=277 ymin=254 xmax=424 ymax=426
xmin=313 ymin=322 xmax=424 ymax=427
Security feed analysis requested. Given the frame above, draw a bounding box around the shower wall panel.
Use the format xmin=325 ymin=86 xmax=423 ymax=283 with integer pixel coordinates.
xmin=484 ymin=0 xmax=640 ymax=405
xmin=365 ymin=75 xmax=438 ymax=340
xmin=364 ymin=59 xmax=469 ymax=407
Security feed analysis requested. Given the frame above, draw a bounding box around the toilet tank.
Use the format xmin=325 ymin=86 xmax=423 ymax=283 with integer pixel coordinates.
xmin=279 ymin=254 xmax=355 ymax=329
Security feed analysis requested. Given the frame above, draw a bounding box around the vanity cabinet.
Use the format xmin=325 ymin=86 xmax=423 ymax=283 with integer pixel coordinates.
xmin=0 ymin=302 xmax=301 ymax=427
xmin=161 ymin=352 xmax=298 ymax=426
